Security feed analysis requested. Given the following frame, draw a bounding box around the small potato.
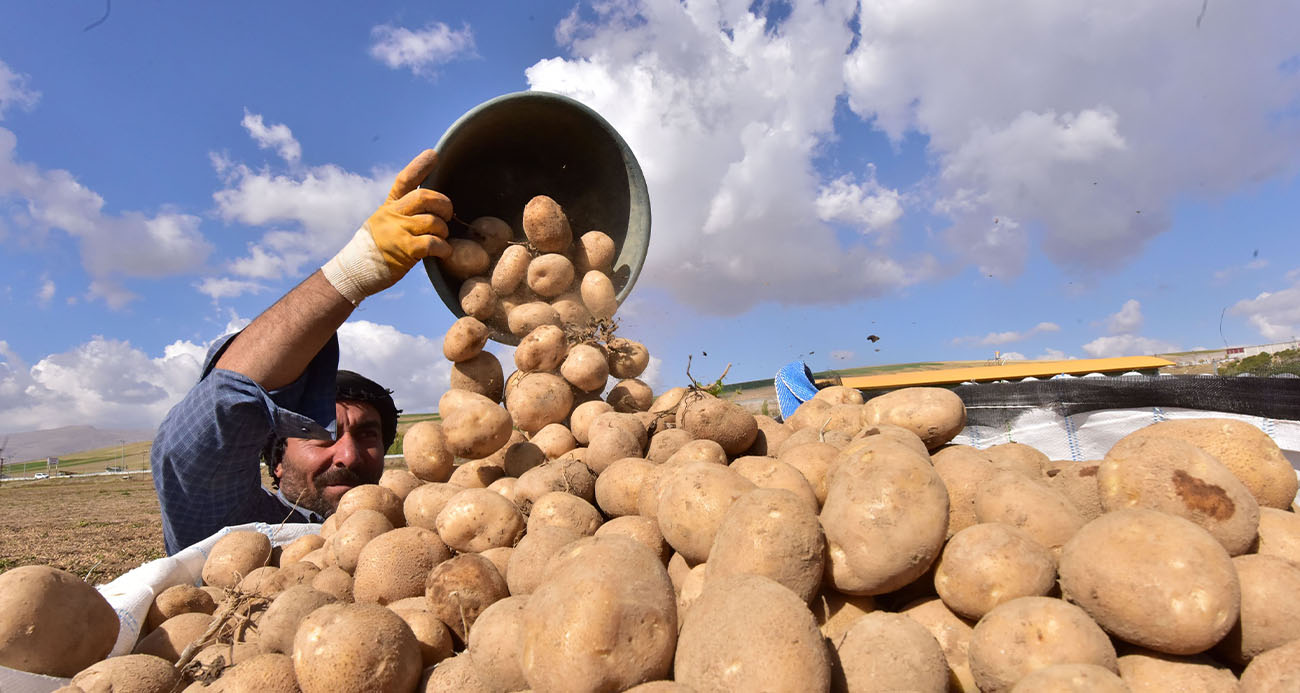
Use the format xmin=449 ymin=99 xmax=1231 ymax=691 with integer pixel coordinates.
xmin=526 ymin=253 xmax=575 ymax=298
xmin=404 ymin=482 xmax=467 ymax=530
xmin=468 ymin=216 xmax=512 ymax=256
xmin=279 ymin=534 xmax=326 ymax=567
xmin=595 ymin=457 xmax=657 ymax=517
xmin=573 ymin=229 xmax=615 ymax=274
xmin=458 ymin=276 xmax=497 ymax=321
xmin=0 ymin=565 xmax=120 ymax=677
xmin=328 ymin=509 xmax=394 ymax=573
xmin=450 ymin=351 xmax=505 ymax=403
xmin=899 ymin=598 xmax=978 ymax=693
xmin=491 ymin=243 xmax=531 ymax=296
xmin=467 ymin=595 xmax=530 ymax=692
xmin=664 ymin=438 xmax=728 ymax=467
xmin=648 ymin=387 xmax=687 ymax=427
xmin=580 ymin=270 xmax=618 ymax=319
xmin=442 ymin=316 xmax=490 ymax=363
xmin=974 ymin=471 xmax=1083 ymax=555
xmin=550 ymin=289 xmax=594 ymax=327
xmin=1059 ymin=509 xmax=1240 ymax=655
xmin=292 ymin=603 xmax=422 ymax=693
xmin=311 ymin=566 xmax=353 ymax=602
xmin=506 ymin=372 xmax=573 ymax=434
xmin=1043 ymin=460 xmax=1104 ymax=521
xmin=134 ymin=612 xmax=212 ymax=663
xmin=146 ymin=583 xmax=217 ymax=633
xmin=647 ymin=428 xmax=694 ymax=464
xmin=522 ymin=195 xmax=573 ymax=252
xmin=203 ymin=530 xmax=273 ymax=589
xmin=530 ymin=422 xmax=577 ymax=460
xmin=656 ymin=462 xmax=756 ymax=564
xmin=353 ymin=526 xmax=453 ymax=605
xmin=507 ymin=301 xmax=562 ymax=338
xmin=441 ymin=391 xmax=514 ymax=459
xmin=439 ymin=238 xmax=490 ymax=280
xmin=606 ymin=337 xmax=650 ymax=379
xmin=861 ymin=387 xmax=966 ymax=450
xmin=561 ymin=343 xmax=611 ymax=392
xmin=260 ymin=585 xmax=338 ymax=654
xmin=968 ymin=597 xmax=1117 ymax=693
xmin=675 ymin=574 xmax=830 ymax=693
xmin=935 ymin=523 xmax=1057 ymax=620
xmin=608 ymin=377 xmax=654 ymax=413
xmin=728 ymin=456 xmax=820 ymax=514
xmin=436 ymin=488 xmax=526 ymax=553
xmin=1217 ymin=554 xmax=1300 ymax=664
xmin=585 ymin=427 xmax=644 ymax=474
xmin=1117 ymin=650 xmax=1240 ymax=692
xmin=596 ymin=515 xmax=671 ymax=564
xmin=425 ymin=553 xmax=510 ymax=641
xmin=833 ymin=612 xmax=949 ymax=693
xmin=448 ymin=458 xmax=507 ymax=489
xmin=1009 ymin=663 xmax=1128 ymax=692
xmin=527 ymin=491 xmax=604 ymax=536
xmin=379 ymin=468 xmax=423 ymax=501
xmin=678 ymin=391 xmax=758 ymax=455
xmin=334 ymin=484 xmax=405 ymax=528
xmin=706 ymin=488 xmax=825 ymax=603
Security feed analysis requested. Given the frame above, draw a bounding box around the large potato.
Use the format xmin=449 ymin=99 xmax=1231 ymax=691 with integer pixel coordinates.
xmin=514 ymin=458 xmax=598 ymax=507
xmin=1238 ymin=637 xmax=1300 ymax=692
xmin=900 ymin=598 xmax=978 ymax=693
xmin=608 ymin=378 xmax=654 ymax=413
xmin=0 ymin=565 xmax=119 ymax=676
xmin=521 ymin=536 xmax=678 ymax=692
xmin=595 ymin=457 xmax=657 ymax=517
xmin=746 ymin=414 xmax=793 ymax=456
xmin=328 ymin=509 xmax=394 ymax=573
xmin=403 ymin=420 xmax=455 ymax=483
xmin=259 ymin=585 xmax=338 ymax=654
xmin=507 ymin=301 xmax=563 ymax=338
xmin=526 ymin=253 xmax=576 ymax=298
xmin=436 ymin=488 xmax=526 ymax=553
xmin=404 ymin=482 xmax=467 ymax=530
xmin=491 ymin=244 xmax=531 ymax=295
xmin=579 ymin=270 xmax=618 ymax=319
xmin=334 ymin=483 xmax=405 ymax=528
xmin=439 ymin=238 xmax=490 ymax=279
xmin=505 ymin=525 xmax=582 ymax=596
xmin=706 ymin=488 xmax=826 ymax=603
xmin=606 ymin=337 xmax=650 ymax=379
xmin=522 ymin=195 xmax=573 ymax=252
xmin=202 ymin=530 xmax=273 ymax=588
xmin=467 ymin=215 xmax=512 ymax=255
xmin=458 ymin=276 xmax=497 ymax=321
xmin=527 ymin=491 xmax=604 ymax=536
xmin=974 ymin=471 xmax=1084 ymax=555
xmin=1256 ymin=506 xmax=1300 ymax=565
xmin=675 ymin=574 xmax=831 ymax=693
xmin=1043 ymin=459 xmax=1104 ymax=521
xmin=69 ymin=654 xmax=182 ymax=692
xmin=353 ymin=526 xmax=453 ymax=605
xmin=861 ymin=387 xmax=966 ymax=450
xmin=572 ymin=230 xmax=615 ymax=274
xmin=832 ymin=612 xmax=949 ymax=693
xmin=514 ymin=324 xmax=567 ymax=372
xmin=983 ymin=442 xmax=1048 ymax=479
xmin=778 ymin=441 xmax=840 ymax=507
xmin=292 ymin=603 xmax=422 ymax=693
xmin=467 ymin=595 xmax=530 ymax=693
xmin=678 ymin=390 xmax=759 ymax=456
xmin=596 ymin=516 xmax=671 ymax=564
xmin=442 ymin=316 xmax=490 ymax=363
xmin=729 ymin=456 xmax=820 ymax=514
xmin=968 ymin=597 xmax=1118 ymax=693
xmin=441 ymin=391 xmax=513 ymax=459
xmin=1058 ymin=509 xmax=1240 ymax=655
xmin=506 ymin=372 xmax=574 ymax=434
xmin=935 ymin=523 xmax=1056 ymax=620
xmin=1008 ymin=663 xmax=1128 ymax=692
xmin=1217 ymin=554 xmax=1300 ymax=664
xmin=450 ymin=351 xmax=505 ymax=403
xmin=133 ymin=612 xmax=212 ymax=663
xmin=145 ymin=583 xmax=216 ymax=633
xmin=932 ymin=446 xmax=1000 ymax=538
xmin=425 ymin=553 xmax=510 ymax=641
xmin=1116 ymin=650 xmax=1240 ymax=692
xmin=655 ymin=462 xmax=756 ymax=564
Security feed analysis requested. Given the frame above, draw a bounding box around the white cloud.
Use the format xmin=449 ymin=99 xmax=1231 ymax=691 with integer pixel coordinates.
xmin=36 ymin=277 xmax=54 ymax=306
xmin=1213 ymin=257 xmax=1269 ymax=283
xmin=195 ymin=277 xmax=269 ymax=300
xmin=814 ymin=171 xmax=903 ymax=232
xmin=1082 ymin=334 xmax=1179 ymax=358
xmin=1106 ymin=299 xmax=1143 ymax=334
xmin=999 ymin=352 xmax=1026 ymax=361
xmin=369 ymin=22 xmax=476 ymax=77
xmin=240 ymin=109 xmax=301 ymax=165
xmin=0 ymin=61 xmax=39 ymax=118
xmin=954 ymin=321 xmax=1061 ymax=346
xmin=0 ymin=337 xmax=208 ymax=433
xmin=1231 ymin=277 xmax=1300 ymax=342
xmin=337 ymin=320 xmax=450 ymax=415
xmin=526 ymin=0 xmax=936 ymax=314
xmin=639 ymin=355 xmax=664 ymax=391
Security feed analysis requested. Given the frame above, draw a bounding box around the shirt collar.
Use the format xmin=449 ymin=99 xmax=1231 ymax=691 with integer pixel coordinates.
xmin=274 ymin=488 xmax=326 ymax=524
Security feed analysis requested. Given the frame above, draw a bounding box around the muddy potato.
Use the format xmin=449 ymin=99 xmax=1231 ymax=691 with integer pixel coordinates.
xmin=900 ymin=598 xmax=978 ymax=693
xmin=491 ymin=244 xmax=532 ymax=295
xmin=1043 ymin=460 xmax=1104 ymax=521
xmin=436 ymin=488 xmax=526 ymax=553
xmin=550 ymin=289 xmax=594 ymax=327
xmin=833 ymin=612 xmax=949 ymax=693
xmin=676 ymin=574 xmax=830 ymax=693
xmin=70 ymin=654 xmax=182 ymax=693
xmin=1117 ymin=650 xmax=1240 ymax=693
xmin=589 ymin=411 xmax=649 ymax=449
xmin=441 ymin=391 xmax=514 ymax=459
xmin=404 ymin=482 xmax=468 ymax=530
xmin=572 ymin=229 xmax=615 ymax=274
xmin=442 ymin=316 xmax=490 ymax=363
xmin=605 ymin=337 xmax=650 ymax=379
xmin=440 ymin=238 xmax=490 ymax=280
xmin=1217 ymin=554 xmax=1300 ymax=664
xmin=134 ymin=612 xmax=212 ymax=663
xmin=595 ymin=515 xmax=671 ymax=564
xmin=561 ymin=343 xmax=610 ymax=392
xmin=450 ymin=351 xmax=505 ymax=403
xmin=514 ymin=458 xmax=598 ymax=507
xmin=1100 ymin=435 xmax=1260 ymax=556
xmin=260 ymin=585 xmax=338 ymax=654
xmin=353 ymin=526 xmax=454 ymax=605
xmin=202 ymin=530 xmax=273 ymax=589
xmin=608 ymin=377 xmax=654 ymax=413
xmin=0 ymin=565 xmax=120 ymax=676
xmin=506 ymin=372 xmax=573 ymax=434
xmin=293 ymin=603 xmax=422 ymax=693
xmin=425 ymin=553 xmax=510 ymax=641
xmin=335 ymin=484 xmax=406 ymax=528
xmin=648 ymin=386 xmax=687 ymax=426
xmin=146 ymin=583 xmax=217 ymax=633
xmin=467 ymin=595 xmax=529 ymax=692
xmin=595 ymin=457 xmax=656 ymax=517
xmin=1256 ymin=506 xmax=1300 ymax=565
xmin=1009 ymin=663 xmax=1128 ymax=693
xmin=678 ymin=390 xmax=759 ymax=456
xmin=328 ymin=509 xmax=394 ymax=573
xmin=522 ymin=195 xmax=573 ymax=252
xmin=935 ymin=523 xmax=1057 ymax=620
xmin=1238 ymin=637 xmax=1300 ymax=692
xmin=646 ymin=428 xmax=693 ymax=464
xmin=706 ymin=488 xmax=825 ymax=603
xmin=526 ymin=253 xmax=575 ymax=298
xmin=458 ymin=276 xmax=497 ymax=321
xmin=468 ymin=215 xmax=512 ymax=255
xmin=728 ymin=456 xmax=820 ymax=514
xmin=1059 ymin=509 xmax=1240 ymax=655
xmin=527 ymin=491 xmax=604 ymax=536
xmin=579 ymin=270 xmax=618 ymax=319
xmin=512 ymin=325 xmax=564 ymax=375
xmin=570 ymin=399 xmax=615 ymax=445
xmin=522 ymin=536 xmax=678 ymax=692
xmin=861 ymin=387 xmax=966 ymax=450
xmin=656 ymin=462 xmax=757 ymax=563
xmin=968 ymin=597 xmax=1118 ymax=693
xmin=507 ymin=301 xmax=563 ymax=338
xmin=974 ymin=471 xmax=1084 ymax=555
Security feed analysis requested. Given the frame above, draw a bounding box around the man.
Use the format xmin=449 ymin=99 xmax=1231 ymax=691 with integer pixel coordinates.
xmin=152 ymin=150 xmax=453 ymax=554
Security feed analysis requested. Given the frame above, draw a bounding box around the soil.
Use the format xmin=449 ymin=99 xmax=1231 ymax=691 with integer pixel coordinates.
xmin=0 ymin=474 xmax=165 ymax=584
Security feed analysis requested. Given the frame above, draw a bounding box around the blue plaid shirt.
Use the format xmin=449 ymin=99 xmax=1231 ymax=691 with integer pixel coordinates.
xmin=152 ymin=332 xmax=340 ymax=554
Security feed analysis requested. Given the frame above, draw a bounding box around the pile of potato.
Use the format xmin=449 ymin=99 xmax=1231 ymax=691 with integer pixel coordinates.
xmin=4 ymin=196 xmax=1300 ymax=692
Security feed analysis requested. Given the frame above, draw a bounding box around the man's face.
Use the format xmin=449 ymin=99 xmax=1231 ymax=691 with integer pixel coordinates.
xmin=276 ymin=400 xmax=386 ymax=517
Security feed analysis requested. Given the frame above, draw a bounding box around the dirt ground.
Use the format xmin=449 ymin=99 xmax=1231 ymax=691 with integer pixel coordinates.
xmin=0 ymin=474 xmax=165 ymax=584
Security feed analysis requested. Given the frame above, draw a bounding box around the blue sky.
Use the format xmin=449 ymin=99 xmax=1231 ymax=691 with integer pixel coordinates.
xmin=1 ymin=0 xmax=1298 ymax=434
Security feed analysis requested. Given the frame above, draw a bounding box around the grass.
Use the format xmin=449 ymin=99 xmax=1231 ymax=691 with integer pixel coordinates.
xmin=8 ymin=440 xmax=152 ymax=475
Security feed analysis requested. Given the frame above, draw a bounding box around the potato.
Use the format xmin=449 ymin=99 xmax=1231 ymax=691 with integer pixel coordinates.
xmin=279 ymin=534 xmax=325 ymax=568
xmin=293 ymin=603 xmax=422 ymax=693
xmin=464 ymin=595 xmax=529 ymax=692
xmin=442 ymin=316 xmax=490 ymax=363
xmin=656 ymin=462 xmax=757 ymax=563
xmin=861 ymin=387 xmax=966 ymax=450
xmin=491 ymin=244 xmax=531 ymax=295
xmin=935 ymin=523 xmax=1056 ymax=620
xmin=850 ymin=422 xmax=931 ymax=457
xmin=1120 ymin=418 xmax=1298 ymax=509
xmin=468 ymin=215 xmax=513 ymax=256
xmin=646 ymin=428 xmax=693 ymax=464
xmin=1043 ymin=459 xmax=1104 ymax=521
xmin=1217 ymin=554 xmax=1300 ymax=664
xmin=450 ymin=351 xmax=505 ymax=403
xmin=676 ymin=573 xmax=830 ymax=692
xmin=458 ymin=276 xmax=497 ymax=321
xmin=728 ymin=456 xmax=820 ymax=514
xmin=514 ymin=458 xmax=598 ymax=507
xmin=585 ymin=427 xmax=644 ymax=474
xmin=260 ymin=585 xmax=338 ymax=654
xmin=589 ymin=411 xmax=649 ymax=449
xmin=334 ymin=483 xmax=406 ymax=528
xmin=648 ymin=386 xmax=687 ymax=425
xmin=786 ymin=397 xmax=833 ymax=431
xmin=522 ymin=195 xmax=573 ymax=252
xmin=69 ymin=654 xmax=182 ymax=692
xmin=311 ymin=565 xmax=354 ymax=602
xmin=1238 ymin=637 xmax=1300 ymax=692
xmin=595 ymin=515 xmax=671 ymax=564
xmin=974 ymin=471 xmax=1084 ymax=555
xmin=817 ymin=403 xmax=866 ymax=436
xmin=832 ymin=612 xmax=949 ymax=693
xmin=1117 ymin=650 xmax=1240 ymax=693
xmin=522 ymin=536 xmax=678 ymax=691
xmin=550 ymin=288 xmax=595 ymax=326
xmin=676 ymin=563 xmax=708 ymax=625
xmin=506 ymin=372 xmax=573 ymax=434
xmin=900 ymin=598 xmax=978 ymax=693
xmin=421 ymin=650 xmax=494 ymax=692
xmin=608 ymin=377 xmax=654 ymax=413
xmin=968 ymin=597 xmax=1118 ymax=693
xmin=202 ymin=530 xmax=273 ymax=589
xmin=605 ymin=337 xmax=650 ymax=379
xmin=777 ymin=441 xmax=839 ymax=507
xmin=0 ymin=565 xmax=119 ymax=676
xmin=1100 ymin=435 xmax=1260 ymax=555
xmin=508 ymin=301 xmax=562 ymax=338
xmin=595 ymin=457 xmax=656 ymax=517
xmin=146 ymin=583 xmax=217 ymax=633
xmin=353 ymin=526 xmax=453 ymax=605
xmin=238 ymin=565 xmax=283 ymax=598
xmin=389 ymin=604 xmax=455 ymax=670
xmin=1256 ymin=506 xmax=1300 ymax=565
xmin=134 ymin=612 xmax=212 ymax=663
xmin=506 ymin=525 xmax=582 ymax=596
xmin=810 ymin=589 xmax=876 ymax=643
xmin=404 ymin=482 xmax=467 ymax=530
xmin=328 ymin=509 xmax=394 ymax=574
xmin=679 ymin=390 xmax=759 ymax=456
xmin=526 ymin=252 xmax=575 ymax=298
xmin=1009 ymin=663 xmax=1128 ymax=692
xmin=527 ymin=491 xmax=604 ymax=536
xmin=1058 ymin=509 xmax=1240 ymax=655
xmin=561 ymin=343 xmax=610 ymax=392
xmin=441 ymin=391 xmax=514 ymax=459
xmin=780 ymin=425 xmax=852 ymax=452
xmin=448 ymin=457 xmax=507 ymax=489
xmin=983 ymin=441 xmax=1048 ymax=478
xmin=820 ymin=444 xmax=948 ymax=595
xmin=436 ymin=488 xmax=526 ymax=553
xmin=440 ymin=238 xmax=490 ymax=279
xmin=706 ymin=488 xmax=825 ymax=603
xmin=746 ymin=414 xmax=792 ymax=456
xmin=579 ymin=270 xmax=618 ymax=319
xmin=212 ymin=652 xmax=300 ymax=692
xmin=931 ymin=445 xmax=999 ymax=538
xmin=425 ymin=553 xmax=510 ymax=641
xmin=573 ymin=229 xmax=615 ymax=274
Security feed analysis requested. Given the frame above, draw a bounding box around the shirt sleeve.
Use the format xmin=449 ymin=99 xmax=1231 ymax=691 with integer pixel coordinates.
xmin=151 ymin=333 xmax=340 ymax=554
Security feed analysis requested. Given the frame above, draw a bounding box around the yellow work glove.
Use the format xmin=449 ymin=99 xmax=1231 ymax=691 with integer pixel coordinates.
xmin=322 ymin=149 xmax=453 ymax=304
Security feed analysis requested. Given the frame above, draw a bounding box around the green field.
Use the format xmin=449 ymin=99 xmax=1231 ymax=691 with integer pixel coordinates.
xmin=6 ymin=440 xmax=152 ymax=476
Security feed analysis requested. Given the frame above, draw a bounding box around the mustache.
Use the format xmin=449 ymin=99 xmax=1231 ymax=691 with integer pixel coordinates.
xmin=314 ymin=466 xmax=365 ymax=489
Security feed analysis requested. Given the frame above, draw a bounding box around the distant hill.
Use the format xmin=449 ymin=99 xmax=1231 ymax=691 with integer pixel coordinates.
xmin=1 ymin=425 xmax=155 ymax=464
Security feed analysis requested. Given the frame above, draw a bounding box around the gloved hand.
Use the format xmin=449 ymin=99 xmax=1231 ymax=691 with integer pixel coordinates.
xmin=322 ymin=149 xmax=453 ymax=304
